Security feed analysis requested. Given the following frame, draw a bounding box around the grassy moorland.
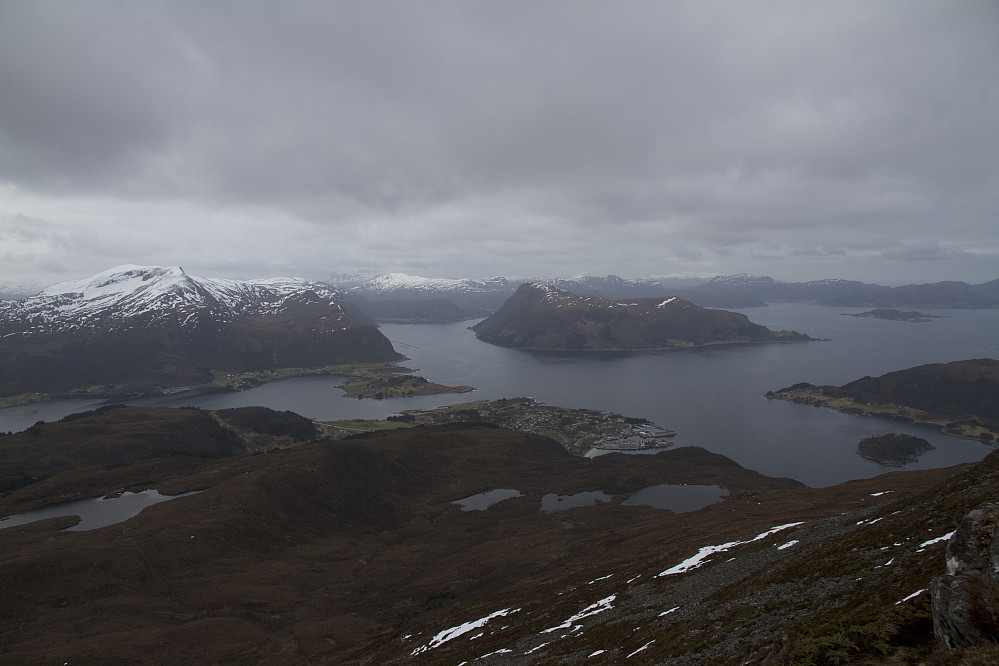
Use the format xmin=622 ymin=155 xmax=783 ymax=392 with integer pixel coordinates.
xmin=1 ymin=404 xmax=998 ymax=663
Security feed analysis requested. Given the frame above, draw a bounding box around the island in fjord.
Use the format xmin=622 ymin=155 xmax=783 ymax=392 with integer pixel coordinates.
xmin=844 ymin=308 xmax=947 ymax=322
xmin=857 ymin=433 xmax=935 ymax=466
xmin=471 ymin=282 xmax=812 ymax=350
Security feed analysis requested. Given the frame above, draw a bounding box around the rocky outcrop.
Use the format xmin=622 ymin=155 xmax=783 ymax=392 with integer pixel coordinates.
xmin=931 ymin=503 xmax=999 ymax=648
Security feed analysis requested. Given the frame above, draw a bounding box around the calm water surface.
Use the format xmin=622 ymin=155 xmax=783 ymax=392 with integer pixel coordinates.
xmin=0 ymin=490 xmax=201 ymax=531
xmin=2 ymin=303 xmax=996 ymax=487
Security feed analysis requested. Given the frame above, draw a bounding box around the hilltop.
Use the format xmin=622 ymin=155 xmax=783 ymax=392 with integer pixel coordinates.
xmin=471 ymin=282 xmax=812 ymax=350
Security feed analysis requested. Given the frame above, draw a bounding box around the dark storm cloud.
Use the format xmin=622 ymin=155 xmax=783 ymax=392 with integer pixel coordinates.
xmin=0 ymin=1 xmax=997 ymax=284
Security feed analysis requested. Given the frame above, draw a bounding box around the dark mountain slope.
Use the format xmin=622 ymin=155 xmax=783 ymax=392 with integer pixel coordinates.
xmin=834 ymin=358 xmax=999 ymax=420
xmin=0 ymin=405 xmax=245 ymax=492
xmin=472 ymin=282 xmax=811 ymax=350
xmin=770 ymin=359 xmax=999 ymax=442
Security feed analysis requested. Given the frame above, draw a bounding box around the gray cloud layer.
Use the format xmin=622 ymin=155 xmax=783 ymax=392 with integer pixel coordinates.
xmin=1 ymin=0 xmax=997 ymax=286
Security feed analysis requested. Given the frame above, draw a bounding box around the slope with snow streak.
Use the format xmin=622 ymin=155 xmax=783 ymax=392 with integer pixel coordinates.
xmin=402 ymin=486 xmax=971 ymax=664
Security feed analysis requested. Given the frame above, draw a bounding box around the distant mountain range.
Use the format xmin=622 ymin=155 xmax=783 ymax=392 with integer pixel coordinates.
xmin=471 ymin=282 xmax=812 ymax=350
xmin=331 ymin=272 xmax=999 ymax=317
xmin=6 ymin=271 xmax=996 ymax=320
xmin=0 ymin=265 xmax=401 ymax=398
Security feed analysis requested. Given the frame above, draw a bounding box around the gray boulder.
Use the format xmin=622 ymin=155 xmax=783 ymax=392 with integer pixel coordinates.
xmin=931 ymin=502 xmax=999 ymax=648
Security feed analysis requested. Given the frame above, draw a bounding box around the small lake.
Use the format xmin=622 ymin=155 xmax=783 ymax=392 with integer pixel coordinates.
xmin=541 ymin=491 xmax=614 ymax=511
xmin=453 ymin=489 xmax=523 ymax=511
xmin=455 ymin=485 xmax=728 ymax=513
xmin=0 ymin=489 xmax=202 ymax=532
xmin=621 ymin=484 xmax=729 ymax=511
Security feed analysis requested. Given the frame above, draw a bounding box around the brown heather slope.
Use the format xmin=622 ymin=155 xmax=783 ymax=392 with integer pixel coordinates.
xmin=1 ymin=411 xmax=996 ymax=664
xmin=0 ymin=405 xmax=246 ymax=496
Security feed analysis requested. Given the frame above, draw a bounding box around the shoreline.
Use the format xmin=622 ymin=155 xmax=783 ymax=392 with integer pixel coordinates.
xmin=0 ymin=362 xmax=475 ymax=410
xmin=471 ymin=336 xmax=822 ymax=354
xmin=767 ymin=389 xmax=999 ymax=444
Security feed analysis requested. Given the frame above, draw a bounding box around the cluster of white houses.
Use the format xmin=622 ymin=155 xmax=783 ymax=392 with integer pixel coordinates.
xmin=595 ymin=424 xmax=676 ymax=451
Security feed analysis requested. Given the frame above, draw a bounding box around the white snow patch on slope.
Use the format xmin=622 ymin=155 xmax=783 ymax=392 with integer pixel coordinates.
xmin=541 ymin=594 xmax=617 ymax=634
xmin=627 ymin=640 xmax=655 ymax=658
xmin=411 ymin=607 xmax=520 ymax=655
xmin=896 ymin=588 xmax=927 ymax=605
xmin=918 ymin=531 xmax=955 ymax=551
xmin=657 ymin=522 xmax=803 ymax=577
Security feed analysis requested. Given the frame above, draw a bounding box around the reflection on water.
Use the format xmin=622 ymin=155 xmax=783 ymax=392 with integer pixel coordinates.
xmin=452 ymin=489 xmax=523 ymax=511
xmin=456 ymin=486 xmax=728 ymax=513
xmin=541 ymin=491 xmax=614 ymax=511
xmin=0 ymin=489 xmax=202 ymax=531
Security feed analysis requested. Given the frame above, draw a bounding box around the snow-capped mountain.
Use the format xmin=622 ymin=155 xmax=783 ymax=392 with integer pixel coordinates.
xmin=335 ymin=272 xmax=710 ymax=313
xmin=705 ymin=273 xmax=778 ymax=287
xmin=336 ymin=269 xmax=999 ymax=312
xmin=333 ymin=272 xmax=523 ymax=313
xmin=0 ymin=265 xmax=401 ymax=398
xmin=1 ymin=265 xmax=350 ymax=335
xmin=333 ymin=272 xmax=517 ymax=296
xmin=370 ymin=273 xmax=514 ymax=294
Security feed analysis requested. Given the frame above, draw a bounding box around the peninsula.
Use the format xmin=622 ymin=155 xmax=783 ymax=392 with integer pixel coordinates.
xmin=322 ymin=397 xmax=676 ymax=456
xmin=768 ymin=358 xmax=999 ymax=442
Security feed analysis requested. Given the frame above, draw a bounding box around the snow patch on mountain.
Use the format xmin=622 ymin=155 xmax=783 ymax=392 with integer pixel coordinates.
xmin=351 ymin=272 xmax=515 ymax=295
xmin=708 ymin=273 xmax=777 ymax=286
xmin=0 ymin=265 xmax=346 ymax=335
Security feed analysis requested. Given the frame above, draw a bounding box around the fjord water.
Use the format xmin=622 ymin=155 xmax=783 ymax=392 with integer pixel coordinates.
xmin=1 ymin=303 xmax=996 ymax=486
xmin=373 ymin=303 xmax=997 ymax=486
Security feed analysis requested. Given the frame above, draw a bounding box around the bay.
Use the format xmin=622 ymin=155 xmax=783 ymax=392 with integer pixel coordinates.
xmin=1 ymin=303 xmax=996 ymax=487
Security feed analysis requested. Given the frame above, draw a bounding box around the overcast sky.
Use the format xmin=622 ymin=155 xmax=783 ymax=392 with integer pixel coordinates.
xmin=1 ymin=1 xmax=997 ymax=289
